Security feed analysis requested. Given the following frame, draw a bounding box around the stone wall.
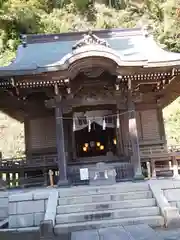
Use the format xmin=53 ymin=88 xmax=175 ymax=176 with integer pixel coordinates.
xmin=9 ymin=191 xmax=49 ymax=228
xmin=0 ymin=192 xmax=8 ymax=221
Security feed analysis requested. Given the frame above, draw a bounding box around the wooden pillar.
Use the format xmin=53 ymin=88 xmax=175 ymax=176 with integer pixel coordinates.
xmin=157 ymin=106 xmax=166 ymax=142
xmin=45 ymin=95 xmax=69 ymax=186
xmin=127 ymin=80 xmax=143 ymax=179
xmin=146 ymin=161 xmax=151 ymax=179
xmin=122 ymin=111 xmax=129 ymax=156
xmin=151 ymin=160 xmax=156 ymax=178
xmin=55 ymin=104 xmax=68 ymax=186
xmin=172 ymin=155 xmax=180 ymax=179
xmin=70 ymin=113 xmax=76 ymax=160
xmin=116 ymin=109 xmax=123 ymax=157
xmin=24 ymin=117 xmax=31 ymax=161
xmin=72 ymin=130 xmax=76 ymax=160
xmin=19 ymin=169 xmax=24 ymax=188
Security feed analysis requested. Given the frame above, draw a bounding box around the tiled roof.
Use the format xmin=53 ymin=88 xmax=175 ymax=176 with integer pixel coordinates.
xmin=0 ymin=28 xmax=180 ymax=76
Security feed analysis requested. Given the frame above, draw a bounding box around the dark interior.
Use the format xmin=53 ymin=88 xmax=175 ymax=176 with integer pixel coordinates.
xmin=75 ymin=122 xmax=116 ymax=158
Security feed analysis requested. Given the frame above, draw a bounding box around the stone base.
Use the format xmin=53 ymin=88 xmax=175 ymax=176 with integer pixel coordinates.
xmin=40 ymin=220 xmax=54 ymax=239
xmin=57 ymin=179 xmax=69 ymax=187
xmin=133 ymin=174 xmax=144 ymax=181
xmin=89 ymin=162 xmax=117 ymax=186
xmin=173 ymin=174 xmax=180 ymax=180
xmin=90 ymin=177 xmax=116 ymax=186
xmin=151 ymin=176 xmax=157 ymax=180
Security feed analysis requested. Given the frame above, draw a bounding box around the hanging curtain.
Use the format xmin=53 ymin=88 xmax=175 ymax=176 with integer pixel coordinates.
xmin=73 ymin=112 xmax=88 ymax=131
xmin=73 ymin=110 xmax=115 ymax=131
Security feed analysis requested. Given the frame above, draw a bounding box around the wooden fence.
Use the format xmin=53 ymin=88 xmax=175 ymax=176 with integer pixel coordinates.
xmin=1 ymin=145 xmax=180 ymax=188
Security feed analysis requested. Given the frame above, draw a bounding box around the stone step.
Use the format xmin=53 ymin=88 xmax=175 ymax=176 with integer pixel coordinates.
xmin=54 ymin=216 xmax=164 ymax=234
xmin=57 ymin=198 xmax=156 ymax=214
xmin=56 ymin=206 xmax=160 ymax=224
xmin=58 ymin=182 xmax=149 ymax=198
xmin=58 ymin=190 xmax=153 ymax=206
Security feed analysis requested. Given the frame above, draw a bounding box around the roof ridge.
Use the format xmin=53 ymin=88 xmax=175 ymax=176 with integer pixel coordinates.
xmin=21 ymin=28 xmax=143 ymax=44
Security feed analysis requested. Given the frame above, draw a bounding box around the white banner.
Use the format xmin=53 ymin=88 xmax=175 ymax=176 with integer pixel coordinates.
xmin=73 ymin=110 xmax=115 ymax=131
xmin=80 ymin=168 xmax=89 ymax=180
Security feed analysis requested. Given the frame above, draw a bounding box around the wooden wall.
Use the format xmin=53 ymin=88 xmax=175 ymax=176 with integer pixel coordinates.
xmin=25 ymin=116 xmax=56 ymax=154
xmin=25 ymin=107 xmax=164 ymax=156
xmin=120 ymin=108 xmax=162 ymax=149
xmin=25 ymin=116 xmax=73 ymax=157
xmin=136 ymin=109 xmax=161 ymax=142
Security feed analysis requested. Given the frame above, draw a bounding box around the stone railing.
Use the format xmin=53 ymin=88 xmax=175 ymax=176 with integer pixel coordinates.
xmin=149 ymin=181 xmax=180 ymax=228
xmin=0 ymin=192 xmax=8 ymax=221
xmin=0 ymin=188 xmax=59 ymax=239
xmin=40 ymin=189 xmax=59 ymax=239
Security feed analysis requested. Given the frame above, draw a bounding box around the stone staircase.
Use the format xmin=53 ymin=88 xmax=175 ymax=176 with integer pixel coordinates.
xmin=54 ymin=182 xmax=164 ymax=234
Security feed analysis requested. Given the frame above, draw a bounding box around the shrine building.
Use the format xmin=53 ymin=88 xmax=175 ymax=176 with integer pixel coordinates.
xmin=0 ymin=27 xmax=180 ymax=186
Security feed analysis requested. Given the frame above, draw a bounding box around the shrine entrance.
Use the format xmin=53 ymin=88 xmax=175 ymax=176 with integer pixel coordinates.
xmin=75 ymin=123 xmax=117 ymax=158
xmin=73 ymin=109 xmax=117 ymax=159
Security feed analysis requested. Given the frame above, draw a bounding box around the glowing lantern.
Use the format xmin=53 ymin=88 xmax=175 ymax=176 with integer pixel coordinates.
xmin=84 ymin=143 xmax=89 ymax=148
xmin=113 ymin=138 xmax=117 ymax=145
xmin=96 ymin=142 xmax=100 ymax=147
xmin=83 ymin=147 xmax=87 ymax=152
xmin=100 ymin=145 xmax=104 ymax=150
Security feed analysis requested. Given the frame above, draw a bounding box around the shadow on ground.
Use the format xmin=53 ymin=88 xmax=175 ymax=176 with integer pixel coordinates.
xmin=0 ymin=231 xmax=71 ymax=240
xmin=0 ymin=231 xmax=40 ymax=240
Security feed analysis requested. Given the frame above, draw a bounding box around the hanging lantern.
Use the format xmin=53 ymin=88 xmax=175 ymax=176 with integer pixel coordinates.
xmin=116 ymin=112 xmax=120 ymax=128
xmin=73 ymin=117 xmax=76 ymax=132
xmin=103 ymin=117 xmax=106 ymax=130
xmin=100 ymin=145 xmax=104 ymax=150
xmin=83 ymin=146 xmax=87 ymax=152
xmin=88 ymin=119 xmax=91 ymax=132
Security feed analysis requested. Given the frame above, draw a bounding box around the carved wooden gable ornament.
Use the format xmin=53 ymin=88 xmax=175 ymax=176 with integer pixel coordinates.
xmin=72 ymin=31 xmax=110 ymax=50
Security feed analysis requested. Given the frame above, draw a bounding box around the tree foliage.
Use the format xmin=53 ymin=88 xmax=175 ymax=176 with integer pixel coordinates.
xmin=163 ymin=98 xmax=180 ymax=146
xmin=0 ymin=0 xmax=179 ymax=62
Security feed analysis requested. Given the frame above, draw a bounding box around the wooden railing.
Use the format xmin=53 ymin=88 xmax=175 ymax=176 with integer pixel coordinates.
xmin=0 ymin=154 xmax=58 ymax=169
xmin=140 ymin=144 xmax=170 ymax=160
xmin=0 ymin=145 xmax=180 ymax=188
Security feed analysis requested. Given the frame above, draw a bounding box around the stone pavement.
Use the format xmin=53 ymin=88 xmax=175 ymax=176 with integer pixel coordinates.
xmin=2 ymin=226 xmax=180 ymax=240
xmin=71 ymin=226 xmax=180 ymax=240
xmin=71 ymin=224 xmax=164 ymax=240
xmin=156 ymin=228 xmax=180 ymax=240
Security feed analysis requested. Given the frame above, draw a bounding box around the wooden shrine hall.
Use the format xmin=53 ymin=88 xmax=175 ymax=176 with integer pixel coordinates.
xmin=0 ymin=27 xmax=180 ymax=186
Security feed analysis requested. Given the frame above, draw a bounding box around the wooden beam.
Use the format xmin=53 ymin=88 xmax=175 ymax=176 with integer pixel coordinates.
xmin=127 ymin=79 xmax=143 ymax=179
xmin=135 ymin=103 xmax=157 ymax=110
xmin=55 ymin=101 xmax=68 ymax=186
xmin=157 ymin=106 xmax=166 ymax=142
xmin=45 ymin=96 xmax=126 ymax=110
